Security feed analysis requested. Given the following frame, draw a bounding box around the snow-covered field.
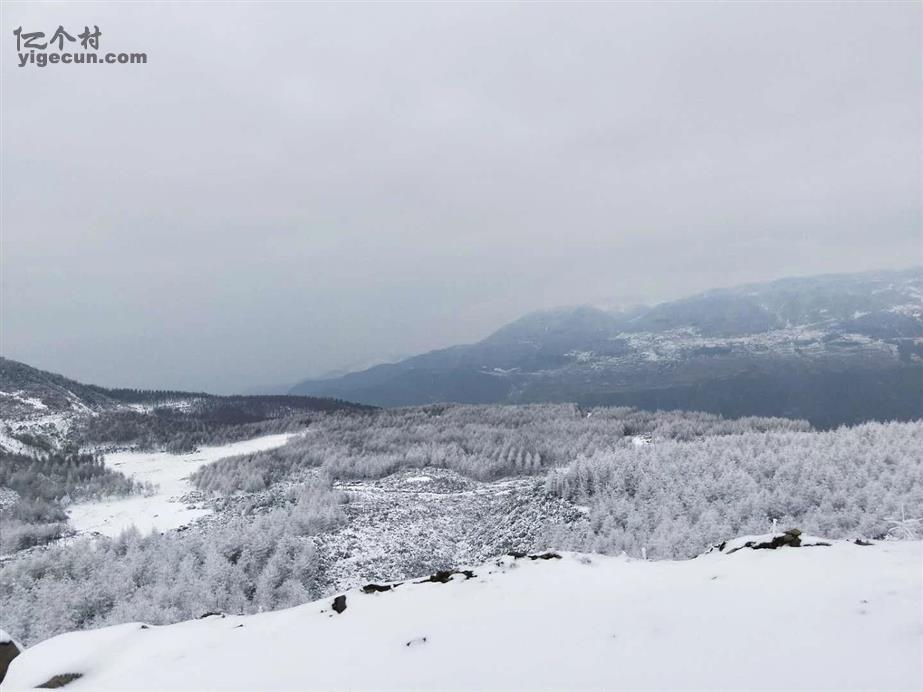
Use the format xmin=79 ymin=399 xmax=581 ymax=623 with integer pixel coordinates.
xmin=67 ymin=433 xmax=300 ymax=537
xmin=6 ymin=538 xmax=921 ymax=691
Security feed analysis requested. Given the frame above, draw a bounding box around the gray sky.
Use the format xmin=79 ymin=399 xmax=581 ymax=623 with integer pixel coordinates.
xmin=2 ymin=2 xmax=920 ymax=393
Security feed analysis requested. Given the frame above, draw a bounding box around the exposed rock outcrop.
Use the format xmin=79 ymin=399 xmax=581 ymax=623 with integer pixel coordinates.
xmin=36 ymin=672 xmax=82 ymax=688
xmin=416 ymin=569 xmax=475 ymax=584
xmin=716 ymin=529 xmax=832 ymax=554
xmin=0 ymin=638 xmax=20 ymax=684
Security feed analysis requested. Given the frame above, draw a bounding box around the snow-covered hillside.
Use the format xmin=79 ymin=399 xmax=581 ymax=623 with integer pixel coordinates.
xmin=66 ymin=433 xmax=300 ymax=537
xmin=5 ymin=538 xmax=921 ymax=691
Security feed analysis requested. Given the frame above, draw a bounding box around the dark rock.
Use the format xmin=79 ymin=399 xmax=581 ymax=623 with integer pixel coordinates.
xmin=197 ymin=612 xmax=224 ymax=619
xmin=854 ymin=538 xmax=874 ymax=546
xmin=417 ymin=569 xmax=475 ymax=584
xmin=507 ymin=551 xmax=527 ymax=559
xmin=528 ymin=552 xmax=562 ymax=560
xmin=37 ymin=673 xmax=82 ymax=688
xmin=748 ymin=535 xmax=787 ymax=550
xmin=725 ymin=530 xmax=832 ymax=554
xmin=750 ymin=533 xmax=801 ymax=550
xmin=332 ymin=595 xmax=347 ymax=614
xmin=0 ymin=640 xmax=20 ymax=684
xmin=362 ymin=583 xmax=394 ymax=594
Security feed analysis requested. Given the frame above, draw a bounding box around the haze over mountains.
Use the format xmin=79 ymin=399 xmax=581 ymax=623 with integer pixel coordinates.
xmin=291 ymin=268 xmax=923 ymax=427
xmin=3 ymin=267 xmax=920 ymax=433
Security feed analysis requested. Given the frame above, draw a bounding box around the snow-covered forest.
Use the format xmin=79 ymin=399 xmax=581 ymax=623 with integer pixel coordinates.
xmin=0 ymin=451 xmax=149 ymax=553
xmin=189 ymin=404 xmax=810 ymax=491
xmin=546 ymin=420 xmax=923 ymax=558
xmin=1 ymin=479 xmax=346 ymax=645
xmin=1 ymin=404 xmax=920 ymax=649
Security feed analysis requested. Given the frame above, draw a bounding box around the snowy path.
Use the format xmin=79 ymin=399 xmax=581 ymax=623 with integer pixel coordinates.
xmin=67 ymin=433 xmax=300 ymax=537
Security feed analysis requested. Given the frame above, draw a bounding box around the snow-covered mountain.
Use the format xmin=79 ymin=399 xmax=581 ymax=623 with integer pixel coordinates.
xmin=290 ymin=268 xmax=923 ymax=427
xmin=0 ymin=358 xmax=369 ymax=456
xmin=5 ymin=538 xmax=921 ymax=691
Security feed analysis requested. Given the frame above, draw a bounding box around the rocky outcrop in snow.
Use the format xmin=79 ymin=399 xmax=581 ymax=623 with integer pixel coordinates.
xmin=0 ymin=629 xmax=21 ymax=684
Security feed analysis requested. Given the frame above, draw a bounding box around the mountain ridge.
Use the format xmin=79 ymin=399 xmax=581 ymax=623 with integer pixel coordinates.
xmin=290 ymin=267 xmax=923 ymax=426
xmin=0 ymin=357 xmax=372 ymax=455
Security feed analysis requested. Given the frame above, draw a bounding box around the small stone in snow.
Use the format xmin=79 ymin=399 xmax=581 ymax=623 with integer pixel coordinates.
xmin=36 ymin=673 xmax=82 ymax=688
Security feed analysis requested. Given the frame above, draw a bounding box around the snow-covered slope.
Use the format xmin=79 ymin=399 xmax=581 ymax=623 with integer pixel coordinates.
xmin=6 ymin=539 xmax=921 ymax=691
xmin=67 ymin=433 xmax=300 ymax=537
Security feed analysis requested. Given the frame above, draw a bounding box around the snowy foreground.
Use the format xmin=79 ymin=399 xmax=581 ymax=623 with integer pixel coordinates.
xmin=66 ymin=434 xmax=299 ymax=537
xmin=6 ymin=538 xmax=922 ymax=691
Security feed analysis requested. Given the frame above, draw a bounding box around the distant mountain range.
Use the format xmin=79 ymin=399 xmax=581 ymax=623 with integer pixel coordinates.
xmin=290 ymin=268 xmax=923 ymax=427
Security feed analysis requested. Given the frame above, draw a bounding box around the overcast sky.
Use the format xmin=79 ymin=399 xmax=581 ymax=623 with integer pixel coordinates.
xmin=2 ymin=2 xmax=920 ymax=393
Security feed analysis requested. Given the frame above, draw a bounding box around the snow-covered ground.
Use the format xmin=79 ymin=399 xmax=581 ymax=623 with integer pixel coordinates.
xmin=320 ymin=468 xmax=582 ymax=593
xmin=0 ymin=391 xmax=49 ymax=411
xmin=6 ymin=539 xmax=921 ymax=690
xmin=0 ymin=430 xmax=34 ymax=456
xmin=0 ymin=404 xmax=76 ymax=456
xmin=67 ymin=433 xmax=300 ymax=538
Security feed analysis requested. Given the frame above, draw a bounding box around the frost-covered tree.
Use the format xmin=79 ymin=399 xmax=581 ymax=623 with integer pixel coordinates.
xmin=545 ymin=421 xmax=923 ymax=558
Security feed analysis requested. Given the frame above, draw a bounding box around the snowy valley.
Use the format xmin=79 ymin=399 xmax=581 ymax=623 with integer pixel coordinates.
xmin=65 ymin=433 xmax=300 ymax=538
xmin=4 ymin=1 xmax=921 ymax=687
xmin=1 ymin=357 xmax=921 ymax=691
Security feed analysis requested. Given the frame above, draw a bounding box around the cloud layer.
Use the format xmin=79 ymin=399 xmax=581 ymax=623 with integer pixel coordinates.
xmin=2 ymin=2 xmax=920 ymax=392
